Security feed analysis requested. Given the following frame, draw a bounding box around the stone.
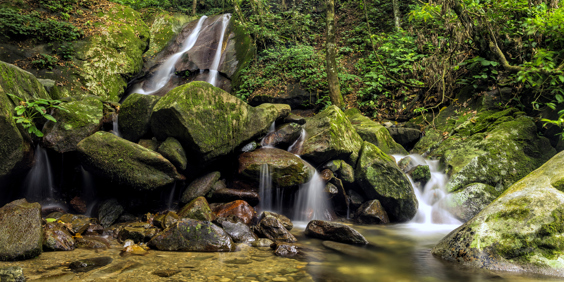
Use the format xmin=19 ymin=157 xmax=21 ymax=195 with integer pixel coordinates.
xmin=58 ymin=214 xmax=97 ymax=234
xmin=43 ymin=222 xmax=75 ymax=251
xmin=216 ymin=217 xmax=258 ymax=244
xmin=181 ymin=171 xmax=221 ymax=204
xmin=256 ymin=215 xmax=296 ymax=242
xmin=119 ymin=93 xmax=161 ymax=142
xmin=148 ymin=219 xmax=234 ymax=252
xmin=355 ymin=141 xmax=418 ymax=222
xmin=117 ymin=223 xmax=159 ymax=243
xmin=0 ymin=199 xmax=42 ymax=261
xmin=70 ymin=197 xmax=87 ymax=214
xmin=0 ymin=266 xmax=25 ymax=282
xmin=178 ymin=197 xmax=214 ymax=221
xmin=410 ymin=165 xmax=431 ymax=184
xmin=77 ymin=131 xmax=184 ymax=190
xmin=322 ymin=241 xmax=377 ymax=260
xmin=252 ymin=238 xmax=274 ymax=247
xmin=97 ymin=199 xmax=124 ymax=228
xmin=153 ymin=212 xmax=180 ymax=229
xmin=69 ymin=257 xmax=113 ymax=273
xmin=144 ymin=12 xmax=196 ymax=60
xmin=438 ymin=183 xmax=500 ymax=222
xmin=261 ymin=123 xmax=303 ymax=148
xmin=261 ymin=211 xmax=293 ymax=231
xmin=345 ymin=108 xmax=408 ymax=155
xmin=304 ymin=220 xmax=368 ymax=245
xmin=284 ymin=113 xmax=306 ymax=125
xmin=355 ymin=200 xmax=390 ymax=224
xmin=138 ymin=138 xmax=160 ymax=151
xmin=324 ymin=160 xmax=355 ymax=184
xmin=274 ymin=244 xmax=299 ymax=258
xmin=386 ymin=127 xmax=421 ymax=150
xmin=239 ymin=147 xmax=315 ymax=188
xmin=212 ymin=200 xmax=256 ymax=225
xmin=208 ymin=188 xmax=260 ymax=207
xmin=42 ymin=96 xmax=103 ymax=153
xmin=157 ymin=137 xmax=188 ymax=171
xmin=432 ymin=151 xmax=564 ymax=277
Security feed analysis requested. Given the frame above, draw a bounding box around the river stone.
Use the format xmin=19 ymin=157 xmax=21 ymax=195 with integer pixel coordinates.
xmin=208 ymin=188 xmax=260 ymax=206
xmin=274 ymin=244 xmax=299 ymax=258
xmin=153 ymin=212 xmax=180 ymax=229
xmin=119 ymin=93 xmax=161 ymax=142
xmin=216 ymin=217 xmax=258 ymax=244
xmin=324 ymin=160 xmax=354 ymax=184
xmin=157 ymin=137 xmax=188 ymax=171
xmin=117 ymin=223 xmax=159 ymax=243
xmin=0 ymin=199 xmax=42 ymax=261
xmin=58 ymin=214 xmax=97 ymax=234
xmin=432 ymin=151 xmax=564 ymax=277
xmin=355 ymin=200 xmax=390 ymax=224
xmin=148 ymin=219 xmax=234 ymax=252
xmin=355 ymin=141 xmax=418 ymax=222
xmin=252 ymin=238 xmax=274 ymax=247
xmin=345 ymin=108 xmax=407 ymax=155
xmin=300 ymin=106 xmax=363 ymax=166
xmin=181 ymin=171 xmax=221 ymax=204
xmin=178 ymin=197 xmax=214 ymax=221
xmin=261 ymin=211 xmax=293 ymax=231
xmin=43 ymin=222 xmax=75 ymax=251
xmin=261 ymin=123 xmax=303 ymax=148
xmin=69 ymin=257 xmax=113 ymax=273
xmin=257 ymin=215 xmax=297 ymax=243
xmin=304 ymin=220 xmax=368 ymax=245
xmin=212 ymin=200 xmax=256 ymax=225
xmin=238 ymin=147 xmax=315 ymax=188
xmin=97 ymin=199 xmax=124 ymax=228
xmin=439 ymin=183 xmax=501 ymax=222
xmin=0 ymin=266 xmax=25 ymax=282
xmin=77 ymin=132 xmax=184 ymax=190
xmin=150 ymin=81 xmax=290 ymax=164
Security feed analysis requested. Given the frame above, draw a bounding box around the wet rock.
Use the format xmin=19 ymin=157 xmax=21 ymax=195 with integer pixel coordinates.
xmin=322 ymin=241 xmax=377 ymax=260
xmin=0 ymin=266 xmax=25 ymax=282
xmin=70 ymin=197 xmax=87 ymax=214
xmin=149 ymin=219 xmax=234 ymax=252
xmin=432 ymin=151 xmax=564 ymax=277
xmin=77 ymin=132 xmax=184 ymax=190
xmin=97 ymin=199 xmax=124 ymax=228
xmin=76 ymin=222 xmax=104 ymax=236
xmin=181 ymin=171 xmax=221 ymax=204
xmin=138 ymin=138 xmax=159 ymax=151
xmin=58 ymin=214 xmax=97 ymax=234
xmin=304 ymin=220 xmax=368 ymax=245
xmin=178 ymin=197 xmax=214 ymax=221
xmin=43 ymin=96 xmax=103 ymax=153
xmin=252 ymin=238 xmax=274 ymax=247
xmin=324 ymin=160 xmax=355 ymax=184
xmin=274 ymin=244 xmax=299 ymax=258
xmin=43 ymin=222 xmax=75 ymax=251
xmin=116 ymin=213 xmax=138 ymax=223
xmin=397 ymin=156 xmax=417 ymax=173
xmin=301 ymin=106 xmax=363 ymax=166
xmin=349 ymin=189 xmax=365 ymax=210
xmin=120 ymin=240 xmax=149 ymax=257
xmin=216 ymin=217 xmax=258 ymax=244
xmin=117 ymin=223 xmax=159 ymax=243
xmin=150 ymin=81 xmax=290 ymax=164
xmin=153 ymin=211 xmax=180 ymax=229
xmin=239 ymin=147 xmax=315 ymax=188
xmin=208 ymin=188 xmax=260 ymax=206
xmin=262 ymin=123 xmax=303 ymax=148
xmin=152 ymin=269 xmax=180 ymax=278
xmin=261 ymin=211 xmax=293 ymax=231
xmin=320 ymin=169 xmax=334 ymax=182
xmin=387 ymin=127 xmax=421 ymax=150
xmin=284 ymin=113 xmax=306 ymax=125
xmin=326 ymin=178 xmax=349 ymax=216
xmin=157 ymin=137 xmax=188 ymax=171
xmin=410 ymin=165 xmax=431 ymax=184
xmin=439 ymin=183 xmax=500 ymax=222
xmin=355 ymin=200 xmax=390 ymax=224
xmin=119 ymin=93 xmax=161 ymax=142
xmin=345 ymin=108 xmax=408 ymax=155
xmin=241 ymin=141 xmax=258 ymax=152
xmin=257 ymin=215 xmax=297 ymax=242
xmin=69 ymin=257 xmax=113 ymax=273
xmin=355 ymin=141 xmax=418 ymax=222
xmin=0 ymin=199 xmax=42 ymax=261
xmin=212 ymin=200 xmax=256 ymax=225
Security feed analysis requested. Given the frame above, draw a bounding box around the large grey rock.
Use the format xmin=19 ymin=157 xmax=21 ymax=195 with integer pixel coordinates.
xmin=148 ymin=219 xmax=234 ymax=252
xmin=0 ymin=199 xmax=42 ymax=261
xmin=257 ymin=214 xmax=297 ymax=243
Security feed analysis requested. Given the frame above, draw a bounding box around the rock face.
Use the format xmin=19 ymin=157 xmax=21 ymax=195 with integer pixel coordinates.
xmin=432 ymin=151 xmax=564 ymax=277
xmin=0 ymin=199 xmax=42 ymax=261
xmin=304 ymin=220 xmax=368 ymax=245
xmin=178 ymin=197 xmax=214 ymax=221
xmin=77 ymin=131 xmax=184 ymax=190
xmin=144 ymin=12 xmax=196 ymax=61
xmin=181 ymin=171 xmax=221 ymax=204
xmin=355 ymin=142 xmax=418 ymax=222
xmin=149 ymin=219 xmax=234 ymax=252
xmin=301 ymin=106 xmax=363 ymax=166
xmin=345 ymin=108 xmax=407 ymax=155
xmin=238 ymin=148 xmax=315 ymax=188
xmin=119 ymin=93 xmax=161 ymax=142
xmin=151 ymin=82 xmax=290 ymax=164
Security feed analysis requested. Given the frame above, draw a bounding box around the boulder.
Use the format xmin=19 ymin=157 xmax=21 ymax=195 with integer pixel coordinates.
xmin=212 ymin=200 xmax=256 ymax=225
xmin=43 ymin=222 xmax=75 ymax=251
xmin=355 ymin=142 xmax=418 ymax=222
xmin=216 ymin=217 xmax=258 ymax=244
xmin=410 ymin=165 xmax=431 ymax=184
xmin=208 ymin=188 xmax=260 ymax=206
xmin=300 ymin=106 xmax=363 ymax=166
xmin=118 ymin=93 xmax=161 ymax=142
xmin=148 ymin=219 xmax=234 ymax=252
xmin=0 ymin=199 xmax=42 ymax=261
xmin=117 ymin=223 xmax=159 ymax=243
xmin=261 ymin=211 xmax=293 ymax=231
xmin=151 ymin=81 xmax=290 ymax=164
xmin=256 ymin=215 xmax=297 ymax=243
xmin=304 ymin=220 xmax=368 ymax=245
xmin=178 ymin=197 xmax=214 ymax=221
xmin=153 ymin=211 xmax=180 ymax=229
xmin=386 ymin=127 xmax=421 ymax=150
xmin=345 ymin=108 xmax=408 ymax=155
xmin=180 ymin=171 xmax=221 ymax=204
xmin=58 ymin=214 xmax=97 ymax=234
xmin=432 ymin=151 xmax=564 ymax=277
xmin=439 ymin=183 xmax=501 ymax=222
xmin=324 ymin=160 xmax=354 ymax=184
xmin=97 ymin=199 xmax=124 ymax=228
xmin=238 ymin=147 xmax=315 ymax=188
xmin=261 ymin=123 xmax=303 ymax=148
xmin=138 ymin=138 xmax=160 ymax=151
xmin=355 ymin=200 xmax=390 ymax=224
xmin=157 ymin=137 xmax=188 ymax=171
xmin=77 ymin=132 xmax=184 ymax=190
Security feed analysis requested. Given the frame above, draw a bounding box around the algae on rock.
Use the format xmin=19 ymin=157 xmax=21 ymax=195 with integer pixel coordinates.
xmin=345 ymin=108 xmax=407 ymax=155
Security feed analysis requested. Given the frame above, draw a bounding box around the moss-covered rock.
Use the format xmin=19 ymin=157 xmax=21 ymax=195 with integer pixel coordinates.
xmin=148 ymin=218 xmax=234 ymax=252
xmin=157 ymin=137 xmax=188 ymax=171
xmin=144 ymin=12 xmax=197 ymax=61
xmin=301 ymin=106 xmax=363 ymax=167
xmin=345 ymin=108 xmax=407 ymax=155
xmin=0 ymin=199 xmax=42 ymax=261
xmin=432 ymin=151 xmax=564 ymax=277
xmin=43 ymin=96 xmax=103 ymax=153
xmin=411 ymin=165 xmax=431 ymax=183
xmin=439 ymin=182 xmax=500 ymax=222
xmin=221 ymin=19 xmax=255 ymax=91
xmin=178 ymin=196 xmax=214 ymax=221
xmin=324 ymin=160 xmax=354 ymax=184
xmin=77 ymin=131 xmax=184 ymax=190
xmin=355 ymin=142 xmax=418 ymax=222
xmin=151 ymin=82 xmax=290 ymax=164
xmin=119 ymin=93 xmax=161 ymax=142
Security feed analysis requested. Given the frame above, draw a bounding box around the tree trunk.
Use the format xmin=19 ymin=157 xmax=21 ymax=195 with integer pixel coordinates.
xmin=326 ymin=0 xmax=345 ymax=109
xmin=392 ymin=0 xmax=400 ymax=30
xmin=192 ymin=0 xmax=197 ymax=15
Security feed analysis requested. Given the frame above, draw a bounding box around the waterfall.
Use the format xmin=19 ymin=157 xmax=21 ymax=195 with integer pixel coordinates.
xmin=23 ymin=144 xmax=56 ymax=203
xmin=259 ymin=164 xmax=274 ymax=212
xmin=166 ymin=182 xmax=177 ymax=210
xmin=112 ymin=113 xmax=121 ymax=137
xmin=288 ymin=129 xmax=306 ymax=155
xmin=207 ymin=14 xmax=231 ymax=87
xmin=133 ymin=16 xmax=208 ymax=95
xmin=294 ymin=171 xmax=332 ymax=221
xmin=260 ymin=121 xmax=276 ymax=147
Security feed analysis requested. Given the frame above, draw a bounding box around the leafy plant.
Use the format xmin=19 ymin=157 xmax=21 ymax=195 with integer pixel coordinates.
xmin=7 ymin=94 xmax=68 ymax=137
xmin=0 ymin=8 xmax=83 ymax=42
xmin=32 ymin=54 xmax=59 ymax=70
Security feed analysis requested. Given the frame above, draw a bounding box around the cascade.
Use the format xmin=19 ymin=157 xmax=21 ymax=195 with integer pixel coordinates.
xmin=258 ymin=163 xmax=274 ymax=212
xmin=23 ymin=144 xmax=56 ymax=203
xmin=260 ymin=121 xmax=276 ymax=147
xmin=294 ymin=171 xmax=332 ymax=221
xmin=287 ymin=129 xmax=306 ymax=155
xmin=112 ymin=113 xmax=121 ymax=137
xmin=207 ymin=14 xmax=231 ymax=87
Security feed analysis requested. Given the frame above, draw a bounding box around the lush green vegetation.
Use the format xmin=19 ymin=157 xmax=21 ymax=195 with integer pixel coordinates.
xmin=7 ymin=94 xmax=68 ymax=137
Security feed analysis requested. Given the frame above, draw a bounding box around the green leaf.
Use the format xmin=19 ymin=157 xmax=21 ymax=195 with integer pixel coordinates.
xmin=44 ymin=114 xmax=56 ymax=122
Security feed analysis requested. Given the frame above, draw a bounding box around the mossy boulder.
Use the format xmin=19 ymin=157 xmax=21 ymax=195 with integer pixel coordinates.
xmin=151 ymin=82 xmax=290 ymax=164
xmin=0 ymin=199 xmax=42 ymax=261
xmin=157 ymin=137 xmax=188 ymax=171
xmin=148 ymin=219 xmax=234 ymax=252
xmin=432 ymin=151 xmax=564 ymax=277
xmin=77 ymin=131 xmax=184 ymax=190
xmin=355 ymin=142 xmax=418 ymax=222
xmin=178 ymin=196 xmax=214 ymax=221
xmin=119 ymin=93 xmax=161 ymax=142
xmin=239 ymin=147 xmax=315 ymax=188
xmin=324 ymin=160 xmax=354 ymax=184
xmin=43 ymin=96 xmax=103 ymax=153
xmin=301 ymin=106 xmax=363 ymax=166
xmin=439 ymin=183 xmax=500 ymax=222
xmin=345 ymin=108 xmax=407 ymax=155
xmin=144 ymin=12 xmax=197 ymax=61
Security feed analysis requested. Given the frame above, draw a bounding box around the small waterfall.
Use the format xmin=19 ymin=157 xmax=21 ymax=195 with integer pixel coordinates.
xmin=23 ymin=145 xmax=56 ymax=203
xmin=288 ymin=129 xmax=306 ymax=155
xmin=260 ymin=121 xmax=276 ymax=147
xmin=259 ymin=164 xmax=274 ymax=212
xmin=166 ymin=182 xmax=177 ymax=210
xmin=133 ymin=16 xmax=208 ymax=95
xmin=112 ymin=113 xmax=121 ymax=137
xmin=294 ymin=171 xmax=332 ymax=221
xmin=81 ymin=166 xmax=97 ymax=215
xmin=207 ymin=14 xmax=231 ymax=87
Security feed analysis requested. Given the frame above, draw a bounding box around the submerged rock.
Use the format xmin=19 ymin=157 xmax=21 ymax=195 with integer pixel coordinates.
xmin=432 ymin=151 xmax=564 ymax=277
xmin=149 ymin=219 xmax=234 ymax=252
xmin=43 ymin=222 xmax=75 ymax=251
xmin=0 ymin=266 xmax=25 ymax=282
xmin=345 ymin=108 xmax=407 ymax=155
xmin=181 ymin=171 xmax=221 ymax=204
xmin=0 ymin=199 xmax=42 ymax=261
xmin=119 ymin=93 xmax=161 ymax=142
xmin=355 ymin=200 xmax=390 ymax=224
xmin=322 ymin=241 xmax=377 ymax=260
xmin=77 ymin=132 xmax=184 ymax=190
xmin=178 ymin=197 xmax=214 ymax=221
xmin=304 ymin=220 xmax=368 ymax=245
xmin=212 ymin=200 xmax=256 ymax=225
xmin=69 ymin=257 xmax=113 ymax=273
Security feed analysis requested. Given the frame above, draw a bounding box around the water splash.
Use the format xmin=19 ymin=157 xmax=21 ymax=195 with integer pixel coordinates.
xmin=294 ymin=171 xmax=332 ymax=221
xmin=207 ymin=14 xmax=231 ymax=87
xmin=23 ymin=145 xmax=56 ymax=203
xmin=288 ymin=129 xmax=306 ymax=155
